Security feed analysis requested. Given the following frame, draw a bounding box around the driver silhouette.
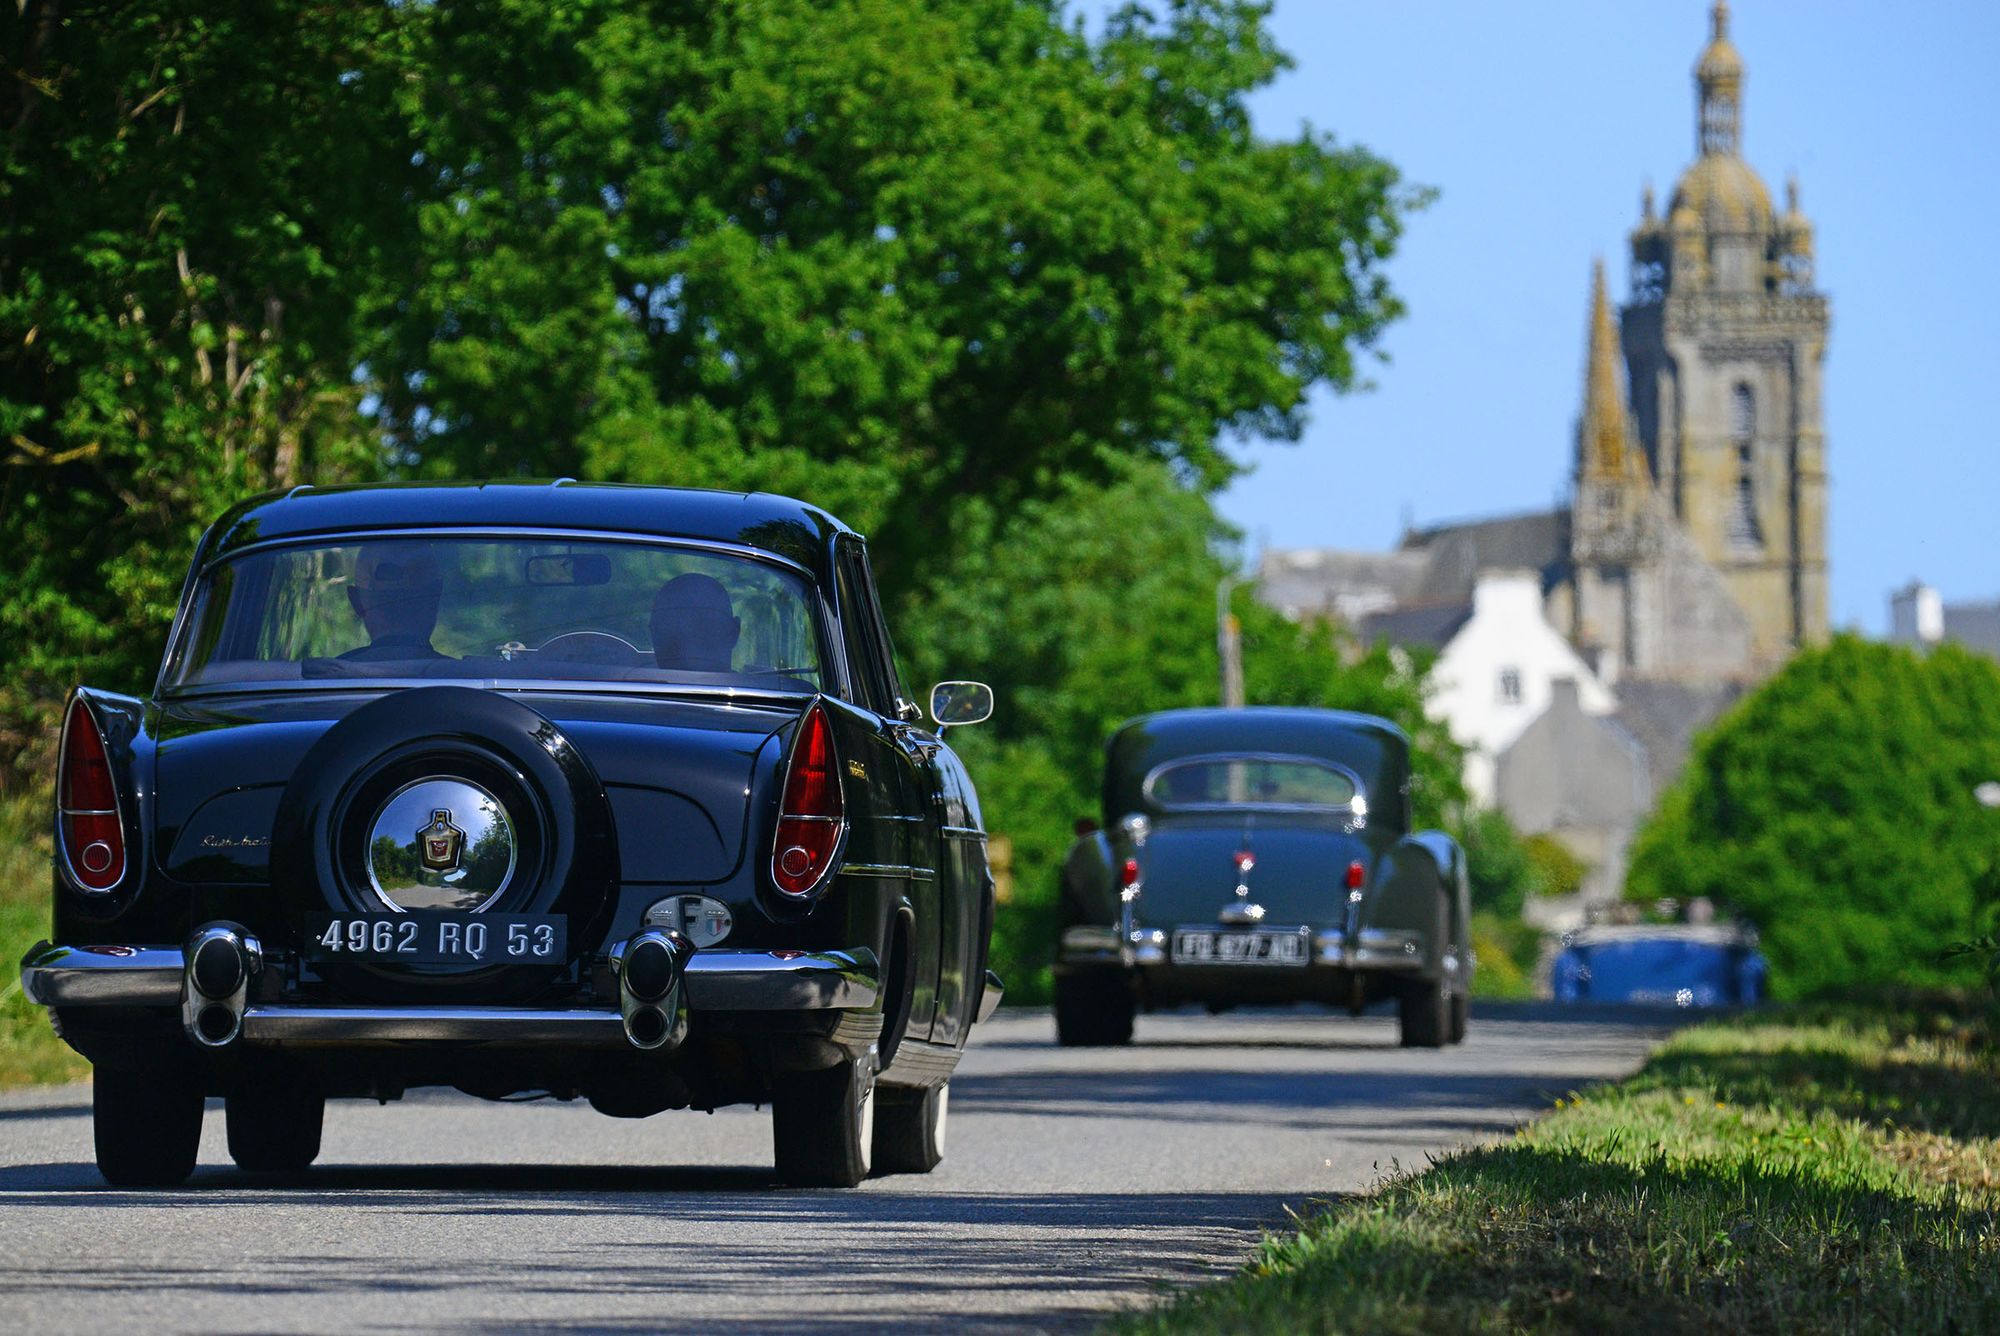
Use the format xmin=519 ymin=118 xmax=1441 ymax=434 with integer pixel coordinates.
xmin=651 ymin=573 xmax=741 ymax=672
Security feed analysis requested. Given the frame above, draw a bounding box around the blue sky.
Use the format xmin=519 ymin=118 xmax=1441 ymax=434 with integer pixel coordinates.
xmin=1087 ymin=2 xmax=2000 ymax=631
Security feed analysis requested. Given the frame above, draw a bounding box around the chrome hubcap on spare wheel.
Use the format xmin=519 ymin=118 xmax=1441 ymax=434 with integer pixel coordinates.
xmin=365 ymin=778 xmax=516 ymax=912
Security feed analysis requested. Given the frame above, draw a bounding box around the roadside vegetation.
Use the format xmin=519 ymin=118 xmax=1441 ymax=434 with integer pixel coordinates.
xmin=1629 ymin=636 xmax=2000 ymax=997
xmin=0 ymin=789 xmax=85 ymax=1086
xmin=1122 ymin=999 xmax=2000 ymax=1334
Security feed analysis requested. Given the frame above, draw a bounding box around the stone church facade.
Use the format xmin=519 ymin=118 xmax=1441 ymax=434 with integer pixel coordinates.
xmin=1259 ymin=3 xmax=1829 ymax=913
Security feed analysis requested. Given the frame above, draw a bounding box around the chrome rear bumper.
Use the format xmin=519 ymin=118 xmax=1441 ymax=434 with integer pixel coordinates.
xmin=19 ymin=941 xmax=879 ymax=1047
xmin=1059 ymin=924 xmax=1427 ymax=971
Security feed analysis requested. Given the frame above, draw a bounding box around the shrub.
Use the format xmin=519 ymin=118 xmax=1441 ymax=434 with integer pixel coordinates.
xmin=1628 ymin=635 xmax=2000 ymax=998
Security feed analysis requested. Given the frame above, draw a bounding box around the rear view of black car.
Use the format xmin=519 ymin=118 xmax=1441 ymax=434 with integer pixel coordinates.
xmin=23 ymin=481 xmax=1000 ymax=1188
xmin=1055 ymin=708 xmax=1473 ymax=1048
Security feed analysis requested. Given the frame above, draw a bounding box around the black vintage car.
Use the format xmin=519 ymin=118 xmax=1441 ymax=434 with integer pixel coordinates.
xmin=1054 ymin=708 xmax=1473 ymax=1047
xmin=22 ymin=482 xmax=1000 ymax=1188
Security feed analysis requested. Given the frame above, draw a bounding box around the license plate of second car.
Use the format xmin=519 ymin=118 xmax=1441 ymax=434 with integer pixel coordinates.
xmin=1172 ymin=927 xmax=1310 ymax=966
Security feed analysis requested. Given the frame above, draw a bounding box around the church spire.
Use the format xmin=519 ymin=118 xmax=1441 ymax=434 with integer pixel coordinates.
xmin=1579 ymin=259 xmax=1645 ymax=487
xmin=1696 ymin=0 xmax=1745 ymax=156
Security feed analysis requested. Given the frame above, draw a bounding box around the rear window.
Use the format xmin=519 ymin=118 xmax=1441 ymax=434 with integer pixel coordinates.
xmin=1144 ymin=755 xmax=1363 ymax=812
xmin=166 ymin=536 xmax=825 ymax=692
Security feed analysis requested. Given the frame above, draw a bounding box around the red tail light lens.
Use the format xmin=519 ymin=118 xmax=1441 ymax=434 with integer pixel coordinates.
xmin=1345 ymin=860 xmax=1366 ymax=891
xmin=59 ymin=699 xmax=126 ymax=892
xmin=772 ymin=703 xmax=845 ymax=897
xmin=1120 ymin=857 xmax=1141 ymax=889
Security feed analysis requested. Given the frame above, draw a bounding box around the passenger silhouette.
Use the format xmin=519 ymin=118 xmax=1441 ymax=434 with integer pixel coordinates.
xmin=651 ymin=572 xmax=741 ymax=672
xmin=340 ymin=544 xmax=448 ymax=661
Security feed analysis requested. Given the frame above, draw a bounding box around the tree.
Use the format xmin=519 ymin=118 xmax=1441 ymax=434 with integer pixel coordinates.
xmin=1 ymin=1 xmax=420 ymax=774
xmin=1627 ymin=635 xmax=2000 ymax=998
xmin=366 ymin=0 xmax=1415 ymax=583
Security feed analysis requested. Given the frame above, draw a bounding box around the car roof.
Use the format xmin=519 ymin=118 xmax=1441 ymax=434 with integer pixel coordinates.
xmin=1102 ymin=707 xmax=1412 ymax=827
xmin=198 ymin=481 xmax=854 ymax=578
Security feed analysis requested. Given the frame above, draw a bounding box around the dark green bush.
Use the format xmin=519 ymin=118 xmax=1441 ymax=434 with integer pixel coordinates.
xmin=1628 ymin=635 xmax=2000 ymax=998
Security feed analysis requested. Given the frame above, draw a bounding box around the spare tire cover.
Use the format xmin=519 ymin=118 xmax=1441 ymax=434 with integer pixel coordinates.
xmin=272 ymin=687 xmax=617 ymax=1003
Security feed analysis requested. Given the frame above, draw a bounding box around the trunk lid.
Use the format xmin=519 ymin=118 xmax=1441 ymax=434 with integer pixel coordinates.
xmin=1134 ymin=820 xmax=1378 ymax=930
xmin=153 ymin=689 xmax=795 ymax=887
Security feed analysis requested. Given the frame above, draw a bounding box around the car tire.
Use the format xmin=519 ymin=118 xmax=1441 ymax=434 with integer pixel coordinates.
xmin=872 ymin=1082 xmax=948 ymax=1175
xmin=1399 ymin=979 xmax=1449 ymax=1048
xmin=93 ymin=1066 xmax=202 ymax=1188
xmin=226 ymin=1084 xmax=326 ymax=1173
xmin=1448 ymin=991 xmax=1470 ymax=1044
xmin=1054 ymin=970 xmax=1134 ymax=1047
xmin=772 ymin=1055 xmax=875 ymax=1188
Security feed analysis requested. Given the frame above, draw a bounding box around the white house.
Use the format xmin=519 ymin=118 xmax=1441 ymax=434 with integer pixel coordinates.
xmin=1415 ymin=571 xmax=1617 ymax=804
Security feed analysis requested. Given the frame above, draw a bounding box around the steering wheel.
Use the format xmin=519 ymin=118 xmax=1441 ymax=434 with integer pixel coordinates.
xmin=533 ymin=631 xmax=645 ymax=665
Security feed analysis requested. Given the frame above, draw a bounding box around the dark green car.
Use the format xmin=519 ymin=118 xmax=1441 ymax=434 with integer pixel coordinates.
xmin=1054 ymin=707 xmax=1473 ymax=1047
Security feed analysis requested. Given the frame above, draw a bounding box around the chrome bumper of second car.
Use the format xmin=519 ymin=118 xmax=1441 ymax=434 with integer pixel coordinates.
xmin=1059 ymin=925 xmax=1427 ymax=971
xmin=18 ymin=941 xmax=880 ymax=1046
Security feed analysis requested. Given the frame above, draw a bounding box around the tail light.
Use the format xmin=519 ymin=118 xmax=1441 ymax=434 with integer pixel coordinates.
xmin=1345 ymin=860 xmax=1366 ymax=891
xmin=772 ymin=702 xmax=845 ymax=897
xmin=59 ymin=698 xmax=126 ymax=893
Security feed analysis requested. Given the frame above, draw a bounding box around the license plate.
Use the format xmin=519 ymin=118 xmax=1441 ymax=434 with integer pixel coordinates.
xmin=1171 ymin=928 xmax=1311 ymax=966
xmin=305 ymin=914 xmax=565 ymax=964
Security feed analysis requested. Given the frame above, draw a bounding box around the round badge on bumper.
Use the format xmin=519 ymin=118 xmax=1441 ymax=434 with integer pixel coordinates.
xmin=365 ymin=778 xmax=517 ymax=912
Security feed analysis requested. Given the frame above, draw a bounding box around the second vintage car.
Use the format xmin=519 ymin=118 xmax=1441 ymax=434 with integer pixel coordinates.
xmin=1055 ymin=707 xmax=1473 ymax=1047
xmin=22 ymin=481 xmax=999 ymax=1188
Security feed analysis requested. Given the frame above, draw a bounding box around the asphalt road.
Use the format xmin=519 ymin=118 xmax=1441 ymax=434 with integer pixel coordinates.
xmin=0 ymin=1003 xmax=1673 ymax=1334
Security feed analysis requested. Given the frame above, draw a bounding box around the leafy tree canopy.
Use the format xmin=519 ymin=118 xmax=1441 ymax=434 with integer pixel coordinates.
xmin=1 ymin=0 xmax=1416 ymax=782
xmin=1628 ymin=636 xmax=2000 ymax=998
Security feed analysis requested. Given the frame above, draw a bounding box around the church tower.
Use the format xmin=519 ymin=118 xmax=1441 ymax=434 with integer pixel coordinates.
xmin=1622 ymin=1 xmax=1828 ymax=662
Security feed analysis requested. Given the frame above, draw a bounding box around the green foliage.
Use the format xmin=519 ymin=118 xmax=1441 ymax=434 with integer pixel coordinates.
xmin=1628 ymin=636 xmax=2000 ymax=1000
xmin=1467 ymin=910 xmax=1541 ymax=999
xmin=1522 ymin=831 xmax=1588 ymax=901
xmin=0 ymin=788 xmax=87 ymax=1086
xmin=1458 ymin=806 xmax=1537 ymax=919
xmin=1122 ymin=1007 xmax=2000 ymax=1334
xmin=1 ymin=2 xmax=417 ymax=772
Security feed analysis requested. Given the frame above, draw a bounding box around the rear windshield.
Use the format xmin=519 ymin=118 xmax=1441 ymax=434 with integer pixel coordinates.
xmin=1144 ymin=755 xmax=1363 ymax=812
xmin=165 ymin=536 xmax=825 ymax=692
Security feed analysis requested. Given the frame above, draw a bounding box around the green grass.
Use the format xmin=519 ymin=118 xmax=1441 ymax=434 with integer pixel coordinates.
xmin=0 ymin=788 xmax=87 ymax=1087
xmin=1120 ymin=1003 xmax=2000 ymax=1334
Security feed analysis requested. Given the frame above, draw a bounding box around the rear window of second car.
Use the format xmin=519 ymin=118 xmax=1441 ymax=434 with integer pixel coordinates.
xmin=1144 ymin=756 xmax=1361 ymax=812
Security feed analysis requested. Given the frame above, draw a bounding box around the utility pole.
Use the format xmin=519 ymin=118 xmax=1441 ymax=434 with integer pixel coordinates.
xmin=1217 ymin=573 xmax=1245 ymax=709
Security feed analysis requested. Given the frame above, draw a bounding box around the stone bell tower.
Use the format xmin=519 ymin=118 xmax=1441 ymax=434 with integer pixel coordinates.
xmin=1621 ymin=1 xmax=1829 ymax=661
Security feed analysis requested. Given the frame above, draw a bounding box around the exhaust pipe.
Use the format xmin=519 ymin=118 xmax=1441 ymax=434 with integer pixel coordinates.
xmin=182 ymin=923 xmax=261 ymax=1048
xmin=611 ymin=929 xmax=691 ymax=1052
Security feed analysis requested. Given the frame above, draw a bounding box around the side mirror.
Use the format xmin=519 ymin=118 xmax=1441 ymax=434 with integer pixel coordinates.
xmin=929 ymin=680 xmax=993 ymax=729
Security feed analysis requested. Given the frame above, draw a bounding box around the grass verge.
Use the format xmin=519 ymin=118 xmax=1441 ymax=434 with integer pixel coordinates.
xmin=0 ymin=788 xmax=87 ymax=1087
xmin=1120 ymin=1001 xmax=2000 ymax=1334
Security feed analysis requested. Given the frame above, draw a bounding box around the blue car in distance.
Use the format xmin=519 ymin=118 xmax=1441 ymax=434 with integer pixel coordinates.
xmin=1551 ymin=923 xmax=1767 ymax=1007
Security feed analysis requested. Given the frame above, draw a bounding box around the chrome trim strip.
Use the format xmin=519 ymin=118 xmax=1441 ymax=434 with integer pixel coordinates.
xmin=20 ymin=944 xmax=182 ymax=1006
xmin=241 ymin=1005 xmax=630 ymax=1046
xmin=939 ymin=825 xmax=987 ymax=841
xmin=840 ymin=863 xmax=937 ymax=882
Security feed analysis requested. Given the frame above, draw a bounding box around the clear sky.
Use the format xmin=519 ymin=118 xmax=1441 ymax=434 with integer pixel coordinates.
xmin=1087 ymin=1 xmax=2000 ymax=632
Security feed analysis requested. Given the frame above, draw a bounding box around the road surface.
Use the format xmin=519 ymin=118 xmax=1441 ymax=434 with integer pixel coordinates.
xmin=0 ymin=1003 xmax=1672 ymax=1333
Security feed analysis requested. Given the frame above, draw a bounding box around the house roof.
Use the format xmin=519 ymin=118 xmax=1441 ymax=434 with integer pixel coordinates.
xmin=1399 ymin=509 xmax=1568 ymax=604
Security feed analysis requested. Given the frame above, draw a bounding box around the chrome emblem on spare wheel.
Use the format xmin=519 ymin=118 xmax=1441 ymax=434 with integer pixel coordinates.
xmin=419 ymin=809 xmax=465 ymax=874
xmin=366 ymin=778 xmax=517 ymax=913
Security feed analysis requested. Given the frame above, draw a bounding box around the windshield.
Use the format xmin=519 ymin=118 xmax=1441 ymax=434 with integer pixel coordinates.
xmin=165 ymin=536 xmax=826 ymax=692
xmin=1144 ymin=755 xmax=1363 ymax=813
